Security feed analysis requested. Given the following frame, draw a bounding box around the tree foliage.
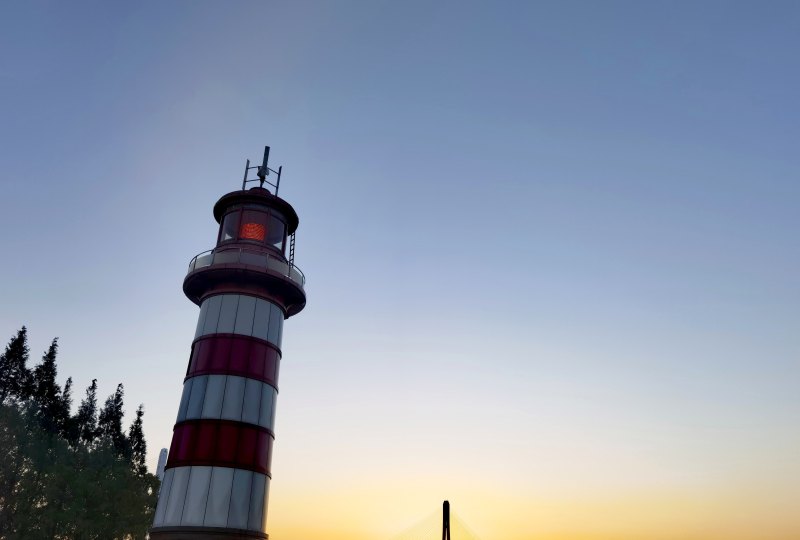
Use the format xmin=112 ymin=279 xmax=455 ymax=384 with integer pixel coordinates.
xmin=129 ymin=404 xmax=147 ymax=478
xmin=0 ymin=328 xmax=158 ymax=539
xmin=98 ymin=383 xmax=129 ymax=458
xmin=0 ymin=327 xmax=32 ymax=404
xmin=31 ymin=339 xmax=69 ymax=436
xmin=75 ymin=379 xmax=98 ymax=445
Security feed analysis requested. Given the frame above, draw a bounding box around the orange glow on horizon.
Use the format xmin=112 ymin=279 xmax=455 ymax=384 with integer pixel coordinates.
xmin=263 ymin=472 xmax=800 ymax=540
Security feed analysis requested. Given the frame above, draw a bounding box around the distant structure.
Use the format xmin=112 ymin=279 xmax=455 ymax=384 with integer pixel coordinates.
xmin=156 ymin=448 xmax=168 ymax=482
xmin=442 ymin=500 xmax=450 ymax=540
xmin=391 ymin=500 xmax=479 ymax=540
xmin=150 ymin=146 xmax=307 ymax=540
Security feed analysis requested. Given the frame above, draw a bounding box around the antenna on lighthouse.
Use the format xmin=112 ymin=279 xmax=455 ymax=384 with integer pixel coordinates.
xmin=242 ymin=145 xmax=283 ymax=195
xmin=257 ymin=146 xmax=270 ymax=185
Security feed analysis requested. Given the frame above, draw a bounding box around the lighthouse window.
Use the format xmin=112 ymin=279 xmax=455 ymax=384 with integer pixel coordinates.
xmin=266 ymin=214 xmax=286 ymax=252
xmin=239 ymin=210 xmax=268 ymax=242
xmin=219 ymin=210 xmax=241 ymax=242
xmin=218 ymin=207 xmax=288 ymax=253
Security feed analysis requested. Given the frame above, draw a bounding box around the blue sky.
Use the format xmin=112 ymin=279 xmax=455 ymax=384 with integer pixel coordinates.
xmin=1 ymin=2 xmax=798 ymax=538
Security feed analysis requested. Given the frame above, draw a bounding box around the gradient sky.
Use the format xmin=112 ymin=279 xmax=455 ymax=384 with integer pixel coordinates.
xmin=1 ymin=2 xmax=799 ymax=539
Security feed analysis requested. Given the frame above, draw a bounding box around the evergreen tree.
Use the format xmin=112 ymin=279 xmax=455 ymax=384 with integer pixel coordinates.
xmin=60 ymin=376 xmax=78 ymax=443
xmin=75 ymin=379 xmax=98 ymax=444
xmin=0 ymin=329 xmax=160 ymax=537
xmin=128 ymin=404 xmax=147 ymax=477
xmin=0 ymin=326 xmax=32 ymax=403
xmin=98 ymin=383 xmax=129 ymax=457
xmin=0 ymin=402 xmax=158 ymax=538
xmin=32 ymin=338 xmax=64 ymax=434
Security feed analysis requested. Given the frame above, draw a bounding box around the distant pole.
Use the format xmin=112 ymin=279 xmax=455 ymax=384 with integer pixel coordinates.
xmin=442 ymin=500 xmax=450 ymax=540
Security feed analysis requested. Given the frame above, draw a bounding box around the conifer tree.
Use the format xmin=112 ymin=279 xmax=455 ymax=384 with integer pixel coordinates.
xmin=0 ymin=329 xmax=159 ymax=537
xmin=75 ymin=378 xmax=99 ymax=444
xmin=98 ymin=383 xmax=129 ymax=456
xmin=128 ymin=404 xmax=147 ymax=477
xmin=0 ymin=326 xmax=32 ymax=403
xmin=32 ymin=338 xmax=64 ymax=434
xmin=59 ymin=376 xmax=78 ymax=443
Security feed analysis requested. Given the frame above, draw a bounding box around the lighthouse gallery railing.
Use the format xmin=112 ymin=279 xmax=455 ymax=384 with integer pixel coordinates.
xmin=187 ymin=248 xmax=305 ymax=288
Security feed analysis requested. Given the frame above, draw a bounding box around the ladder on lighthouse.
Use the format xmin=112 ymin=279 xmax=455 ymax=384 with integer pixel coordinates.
xmin=289 ymin=232 xmax=296 ymax=266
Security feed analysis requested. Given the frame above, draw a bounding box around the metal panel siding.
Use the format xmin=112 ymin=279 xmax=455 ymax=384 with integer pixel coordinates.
xmin=221 ymin=376 xmax=246 ymax=421
xmin=276 ymin=310 xmax=283 ymax=349
xmin=255 ymin=431 xmax=270 ymax=467
xmin=186 ymin=375 xmax=207 ymax=419
xmin=229 ymin=338 xmax=250 ymax=374
xmin=258 ymin=385 xmax=274 ymax=430
xmin=261 ymin=478 xmax=270 ymax=531
xmin=236 ymin=426 xmax=257 ymax=467
xmin=272 ymin=351 xmax=280 ymax=383
xmin=248 ymin=473 xmax=267 ymax=531
xmin=163 ymin=466 xmax=190 ymax=525
xmin=195 ymin=422 xmax=217 ymax=461
xmin=228 ymin=469 xmax=253 ymax=529
xmin=252 ymin=299 xmax=271 ymax=342
xmin=217 ymin=423 xmax=239 ymax=463
xmin=176 ymin=378 xmax=193 ymax=423
xmin=234 ymin=295 xmax=257 ymax=335
xmin=193 ymin=301 xmax=282 ymax=349
xmin=202 ymin=295 xmax=223 ymax=335
xmin=192 ymin=340 xmax=212 ymax=372
xmin=211 ymin=338 xmax=233 ymax=372
xmin=242 ymin=378 xmax=262 ymax=425
xmin=167 ymin=424 xmax=182 ymax=463
xmin=181 ymin=466 xmax=212 ymax=525
xmin=176 ymin=421 xmax=195 ymax=461
xmin=201 ymin=375 xmax=225 ymax=419
xmin=217 ymin=295 xmax=240 ymax=334
xmin=255 ymin=342 xmax=280 ymax=383
xmin=153 ymin=468 xmax=174 ymax=525
xmin=270 ymin=391 xmax=278 ymax=429
xmin=268 ymin=303 xmax=283 ymax=347
xmin=194 ymin=302 xmax=209 ymax=340
xmin=167 ymin=421 xmax=272 ymax=474
xmin=180 ymin=375 xmax=271 ymax=428
xmin=204 ymin=466 xmax=234 ymax=527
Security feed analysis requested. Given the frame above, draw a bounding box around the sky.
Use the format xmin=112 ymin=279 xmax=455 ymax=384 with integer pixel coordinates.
xmin=1 ymin=1 xmax=799 ymax=539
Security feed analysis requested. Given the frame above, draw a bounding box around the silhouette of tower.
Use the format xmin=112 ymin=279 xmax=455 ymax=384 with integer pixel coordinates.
xmin=442 ymin=500 xmax=450 ymax=540
xmin=150 ymin=147 xmax=306 ymax=540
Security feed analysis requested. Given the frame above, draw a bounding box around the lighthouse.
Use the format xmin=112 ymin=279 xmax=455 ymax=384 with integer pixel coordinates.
xmin=151 ymin=147 xmax=306 ymax=540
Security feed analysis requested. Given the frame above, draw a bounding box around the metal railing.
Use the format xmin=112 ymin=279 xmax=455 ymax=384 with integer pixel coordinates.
xmin=187 ymin=247 xmax=305 ymax=288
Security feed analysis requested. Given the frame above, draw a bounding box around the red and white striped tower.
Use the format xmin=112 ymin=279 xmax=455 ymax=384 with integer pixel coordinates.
xmin=151 ymin=148 xmax=306 ymax=540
